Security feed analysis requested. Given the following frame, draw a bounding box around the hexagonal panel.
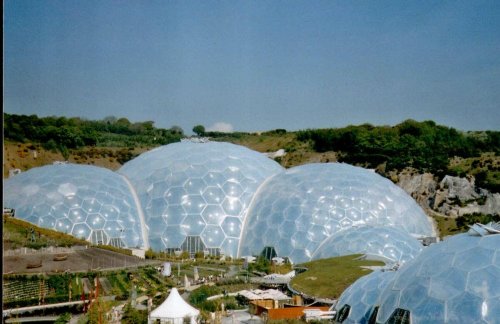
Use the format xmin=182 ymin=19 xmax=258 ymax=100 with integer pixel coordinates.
xmin=162 ymin=205 xmax=186 ymax=225
xmin=87 ymin=213 xmax=105 ymax=230
xmin=454 ymin=247 xmax=495 ymax=272
xmin=221 ymin=217 xmax=242 ymax=238
xmin=82 ymin=198 xmax=102 ymax=213
xmin=201 ymin=225 xmax=226 ymax=247
xmin=222 ymin=197 xmax=243 ymax=216
xmin=412 ymin=297 xmax=445 ymax=323
xmin=164 ymin=187 xmax=187 ymax=205
xmin=429 ymin=269 xmax=467 ymax=300
xmin=222 ymin=181 xmax=244 ymax=197
xmin=162 ymin=226 xmax=186 ymax=248
xmin=202 ymin=186 xmax=225 ymax=204
xmin=72 ymin=223 xmax=92 ymax=240
xmin=183 ymin=178 xmax=206 ymax=195
xmin=68 ymin=208 xmax=86 ymax=223
xmin=56 ymin=217 xmax=73 ymax=233
xmin=181 ymin=215 xmax=206 ymax=236
xmin=466 ymin=266 xmax=500 ymax=298
xmin=181 ymin=194 xmax=206 ymax=215
xmin=39 ymin=215 xmax=56 ymax=228
xmin=201 ymin=205 xmax=226 ymax=225
xmin=104 ymin=220 xmax=125 ymax=238
xmin=101 ymin=204 xmax=120 ymax=221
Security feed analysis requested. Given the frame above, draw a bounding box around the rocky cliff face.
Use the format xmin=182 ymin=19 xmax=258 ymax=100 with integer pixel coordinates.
xmin=396 ymin=171 xmax=500 ymax=218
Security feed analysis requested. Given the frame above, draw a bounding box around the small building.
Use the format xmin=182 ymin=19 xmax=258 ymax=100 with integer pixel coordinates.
xmin=238 ymin=289 xmax=291 ymax=315
xmin=238 ymin=289 xmax=332 ymax=321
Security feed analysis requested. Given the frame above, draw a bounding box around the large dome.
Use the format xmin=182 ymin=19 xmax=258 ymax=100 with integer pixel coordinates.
xmin=239 ymin=163 xmax=434 ymax=264
xmin=376 ymin=230 xmax=500 ymax=323
xmin=3 ymin=164 xmax=147 ymax=249
xmin=333 ymin=270 xmax=397 ymax=324
xmin=118 ymin=141 xmax=284 ymax=257
xmin=312 ymin=226 xmax=423 ymax=265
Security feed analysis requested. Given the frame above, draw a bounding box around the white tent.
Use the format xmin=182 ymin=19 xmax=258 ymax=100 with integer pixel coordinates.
xmin=148 ymin=288 xmax=200 ymax=324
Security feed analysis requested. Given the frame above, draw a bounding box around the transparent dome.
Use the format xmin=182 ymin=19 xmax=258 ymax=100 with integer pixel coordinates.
xmin=376 ymin=232 xmax=500 ymax=323
xmin=239 ymin=163 xmax=433 ymax=263
xmin=3 ymin=164 xmax=146 ymax=248
xmin=312 ymin=226 xmax=423 ymax=265
xmin=119 ymin=141 xmax=284 ymax=257
xmin=333 ymin=270 xmax=397 ymax=324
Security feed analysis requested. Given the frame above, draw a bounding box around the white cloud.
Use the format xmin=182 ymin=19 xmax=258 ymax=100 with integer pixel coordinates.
xmin=206 ymin=122 xmax=234 ymax=133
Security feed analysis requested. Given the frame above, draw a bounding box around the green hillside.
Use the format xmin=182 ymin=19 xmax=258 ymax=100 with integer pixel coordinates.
xmin=290 ymin=255 xmax=385 ymax=299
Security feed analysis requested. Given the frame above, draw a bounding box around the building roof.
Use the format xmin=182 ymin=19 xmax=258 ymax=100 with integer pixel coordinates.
xmin=238 ymin=289 xmax=291 ymax=301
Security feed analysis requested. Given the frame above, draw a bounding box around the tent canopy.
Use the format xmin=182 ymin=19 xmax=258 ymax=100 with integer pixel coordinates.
xmin=150 ymin=288 xmax=199 ymax=321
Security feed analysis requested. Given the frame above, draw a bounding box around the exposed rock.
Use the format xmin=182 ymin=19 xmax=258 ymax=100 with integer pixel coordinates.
xmin=439 ymin=175 xmax=480 ymax=201
xmin=263 ymin=149 xmax=286 ymax=159
xmin=397 ymin=173 xmax=499 ymax=218
xmin=397 ymin=172 xmax=437 ymax=208
xmin=458 ymin=193 xmax=500 ymax=216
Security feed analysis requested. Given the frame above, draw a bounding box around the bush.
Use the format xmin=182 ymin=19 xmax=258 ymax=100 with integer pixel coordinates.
xmin=455 ymin=213 xmax=500 ymax=230
xmin=189 ymin=285 xmax=221 ymax=305
xmin=121 ymin=302 xmax=147 ymax=324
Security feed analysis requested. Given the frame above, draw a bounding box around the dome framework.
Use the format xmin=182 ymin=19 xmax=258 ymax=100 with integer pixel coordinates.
xmin=3 ymin=164 xmax=146 ymax=249
xmin=119 ymin=141 xmax=284 ymax=257
xmin=239 ymin=163 xmax=434 ymax=264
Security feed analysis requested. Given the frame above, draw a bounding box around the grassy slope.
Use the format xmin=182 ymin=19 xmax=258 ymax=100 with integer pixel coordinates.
xmin=212 ymin=132 xmax=339 ymax=168
xmin=448 ymin=153 xmax=500 ymax=189
xmin=3 ymin=216 xmax=88 ymax=250
xmin=3 ymin=141 xmax=151 ymax=177
xmin=290 ymin=255 xmax=385 ymax=299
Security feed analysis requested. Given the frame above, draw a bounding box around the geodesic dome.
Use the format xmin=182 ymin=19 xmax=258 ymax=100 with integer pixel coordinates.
xmin=3 ymin=164 xmax=146 ymax=248
xmin=118 ymin=141 xmax=284 ymax=257
xmin=312 ymin=226 xmax=423 ymax=265
xmin=376 ymin=230 xmax=500 ymax=323
xmin=333 ymin=270 xmax=397 ymax=324
xmin=239 ymin=163 xmax=434 ymax=264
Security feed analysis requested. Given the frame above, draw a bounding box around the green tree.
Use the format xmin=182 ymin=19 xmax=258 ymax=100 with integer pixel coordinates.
xmin=193 ymin=125 xmax=206 ymax=136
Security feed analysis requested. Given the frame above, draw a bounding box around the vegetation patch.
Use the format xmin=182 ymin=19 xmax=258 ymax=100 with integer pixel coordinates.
xmin=297 ymin=120 xmax=500 ymax=175
xmin=3 ymin=216 xmax=88 ymax=250
xmin=290 ymin=255 xmax=384 ymax=299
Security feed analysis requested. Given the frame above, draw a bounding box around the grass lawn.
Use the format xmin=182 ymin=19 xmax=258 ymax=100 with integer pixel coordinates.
xmin=289 ymin=254 xmax=385 ymax=299
xmin=433 ymin=214 xmax=463 ymax=238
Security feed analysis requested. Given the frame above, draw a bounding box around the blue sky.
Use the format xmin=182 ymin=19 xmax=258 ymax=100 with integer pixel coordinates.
xmin=4 ymin=0 xmax=500 ymax=133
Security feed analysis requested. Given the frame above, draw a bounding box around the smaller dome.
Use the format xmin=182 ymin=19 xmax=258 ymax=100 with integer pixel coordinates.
xmin=239 ymin=163 xmax=434 ymax=264
xmin=376 ymin=231 xmax=500 ymax=323
xmin=333 ymin=270 xmax=397 ymax=324
xmin=312 ymin=226 xmax=423 ymax=265
xmin=3 ymin=164 xmax=146 ymax=249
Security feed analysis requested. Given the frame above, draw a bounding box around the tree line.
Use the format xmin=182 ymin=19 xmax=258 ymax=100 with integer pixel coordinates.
xmin=4 ymin=113 xmax=184 ymax=151
xmin=297 ymin=119 xmax=500 ymax=174
xmin=5 ymin=114 xmax=499 ymax=178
